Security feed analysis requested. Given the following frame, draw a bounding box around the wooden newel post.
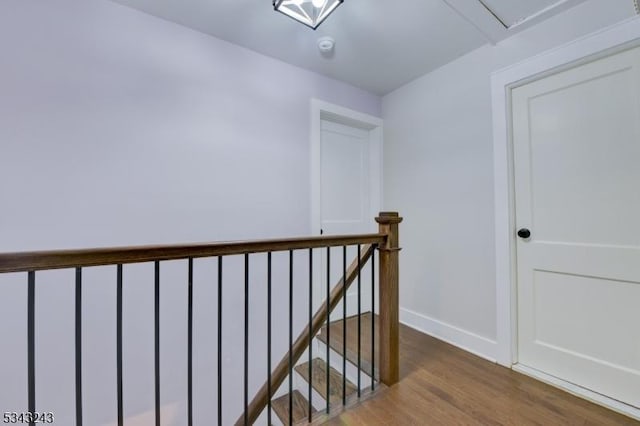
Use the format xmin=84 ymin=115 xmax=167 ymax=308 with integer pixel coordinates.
xmin=375 ymin=211 xmax=403 ymax=386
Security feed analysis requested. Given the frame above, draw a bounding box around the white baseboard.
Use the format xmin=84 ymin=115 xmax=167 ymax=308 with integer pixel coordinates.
xmin=399 ymin=307 xmax=498 ymax=363
xmin=513 ymin=364 xmax=640 ymax=422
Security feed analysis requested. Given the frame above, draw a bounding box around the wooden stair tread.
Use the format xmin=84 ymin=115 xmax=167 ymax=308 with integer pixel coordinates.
xmin=295 ymin=358 xmax=358 ymax=404
xmin=317 ymin=312 xmax=379 ymax=378
xmin=272 ymin=390 xmax=316 ymax=425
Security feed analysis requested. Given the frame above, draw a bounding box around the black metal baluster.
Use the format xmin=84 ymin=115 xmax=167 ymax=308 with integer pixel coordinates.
xmin=325 ymin=247 xmax=330 ymax=414
xmin=75 ymin=268 xmax=83 ymax=426
xmin=27 ymin=271 xmax=35 ymax=426
xmin=217 ymin=257 xmax=223 ymax=426
xmin=371 ymin=248 xmax=375 ymax=391
xmin=155 ymin=261 xmax=161 ymax=426
xmin=308 ymin=248 xmax=313 ymax=422
xmin=117 ymin=265 xmax=123 ymax=426
xmin=244 ymin=254 xmax=249 ymax=426
xmin=357 ymin=245 xmax=361 ymax=398
xmin=187 ymin=258 xmax=194 ymax=426
xmin=288 ymin=250 xmax=293 ymax=426
xmin=267 ymin=252 xmax=272 ymax=426
xmin=342 ymin=246 xmax=347 ymax=406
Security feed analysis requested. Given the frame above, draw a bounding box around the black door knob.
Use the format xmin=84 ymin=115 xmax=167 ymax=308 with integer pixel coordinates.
xmin=517 ymin=228 xmax=531 ymax=239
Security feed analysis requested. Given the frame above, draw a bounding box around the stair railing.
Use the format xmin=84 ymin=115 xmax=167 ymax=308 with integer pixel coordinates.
xmin=0 ymin=211 xmax=401 ymax=426
xmin=238 ymin=212 xmax=402 ymax=425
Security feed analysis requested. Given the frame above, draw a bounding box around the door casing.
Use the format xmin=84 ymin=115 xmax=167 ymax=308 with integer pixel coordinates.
xmin=310 ymin=99 xmax=383 ymax=238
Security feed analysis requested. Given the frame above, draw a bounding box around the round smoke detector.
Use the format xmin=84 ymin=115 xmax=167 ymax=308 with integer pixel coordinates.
xmin=317 ymin=36 xmax=335 ymax=54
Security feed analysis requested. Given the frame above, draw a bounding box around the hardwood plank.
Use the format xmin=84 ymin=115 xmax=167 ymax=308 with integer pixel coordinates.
xmin=295 ymin=358 xmax=358 ymax=405
xmin=323 ymin=323 xmax=639 ymax=425
xmin=306 ymin=384 xmax=385 ymax=426
xmin=272 ymin=390 xmax=316 ymax=425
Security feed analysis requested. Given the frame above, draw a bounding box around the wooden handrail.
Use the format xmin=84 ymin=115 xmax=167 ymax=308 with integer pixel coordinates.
xmin=0 ymin=234 xmax=386 ymax=273
xmin=236 ymin=244 xmax=376 ymax=426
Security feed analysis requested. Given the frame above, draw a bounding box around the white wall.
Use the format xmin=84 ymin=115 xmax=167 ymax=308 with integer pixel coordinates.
xmin=0 ymin=1 xmax=380 ymax=424
xmin=383 ymin=0 xmax=635 ymax=361
xmin=0 ymin=0 xmax=381 ymax=252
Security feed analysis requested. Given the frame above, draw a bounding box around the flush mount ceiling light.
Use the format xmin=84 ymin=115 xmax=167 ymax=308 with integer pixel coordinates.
xmin=273 ymin=0 xmax=344 ymax=30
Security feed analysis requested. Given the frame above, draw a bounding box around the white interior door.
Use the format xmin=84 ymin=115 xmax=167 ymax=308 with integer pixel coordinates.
xmin=319 ymin=119 xmax=375 ymax=319
xmin=320 ymin=119 xmax=371 ymax=236
xmin=512 ymin=46 xmax=640 ymax=408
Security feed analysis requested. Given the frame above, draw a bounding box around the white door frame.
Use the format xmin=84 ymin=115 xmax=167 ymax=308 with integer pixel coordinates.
xmin=491 ymin=15 xmax=640 ymax=367
xmin=310 ymin=98 xmax=383 ymax=236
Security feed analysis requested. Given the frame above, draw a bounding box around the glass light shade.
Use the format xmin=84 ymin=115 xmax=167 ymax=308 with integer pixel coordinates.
xmin=273 ymin=0 xmax=344 ymax=30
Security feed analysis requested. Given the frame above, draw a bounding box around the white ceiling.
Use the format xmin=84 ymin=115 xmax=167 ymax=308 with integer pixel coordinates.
xmin=109 ymin=0 xmax=586 ymax=95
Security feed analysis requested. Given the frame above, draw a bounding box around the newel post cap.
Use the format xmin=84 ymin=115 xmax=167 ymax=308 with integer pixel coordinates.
xmin=375 ymin=211 xmax=403 ymax=225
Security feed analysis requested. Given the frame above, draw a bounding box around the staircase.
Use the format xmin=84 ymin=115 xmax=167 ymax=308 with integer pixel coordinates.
xmin=269 ymin=313 xmax=380 ymax=425
xmin=235 ymin=212 xmax=402 ymax=426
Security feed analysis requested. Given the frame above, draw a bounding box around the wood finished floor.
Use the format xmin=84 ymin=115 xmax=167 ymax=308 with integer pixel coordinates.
xmin=321 ymin=317 xmax=638 ymax=425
